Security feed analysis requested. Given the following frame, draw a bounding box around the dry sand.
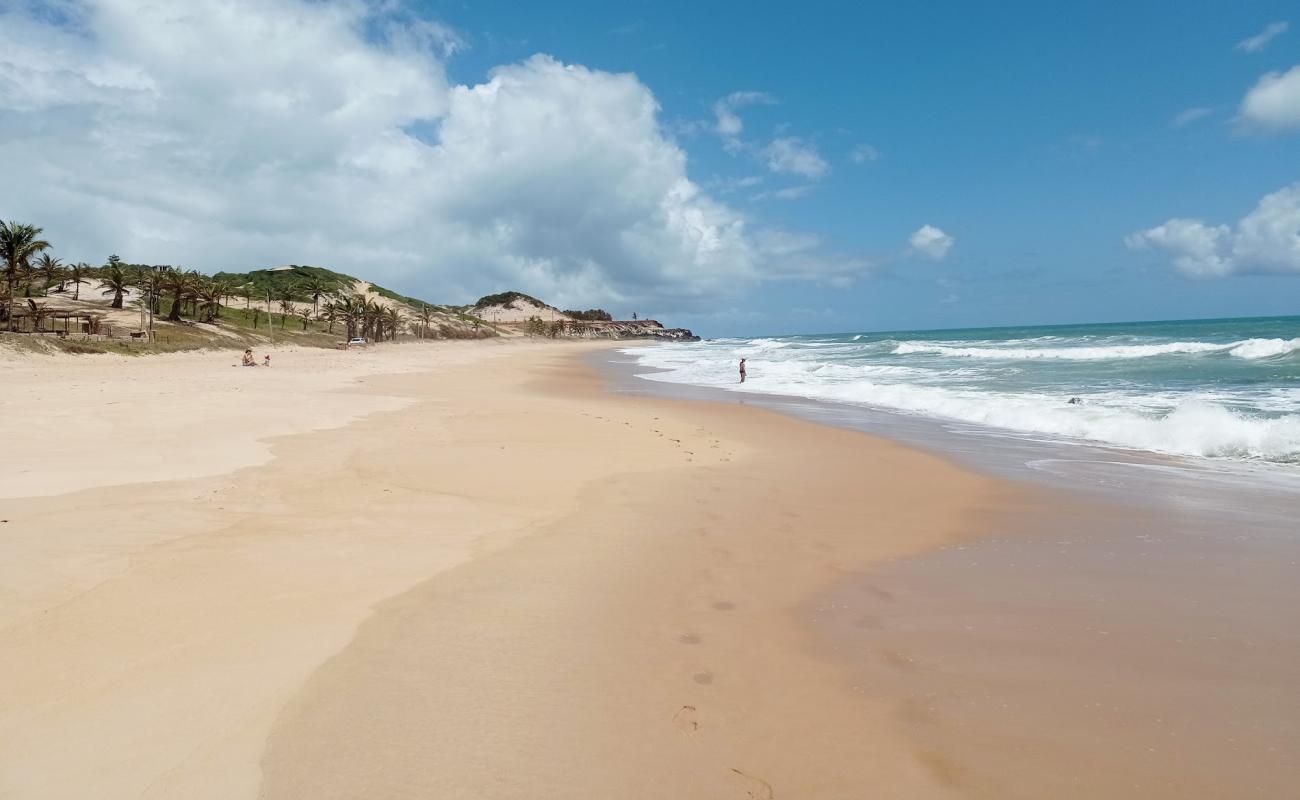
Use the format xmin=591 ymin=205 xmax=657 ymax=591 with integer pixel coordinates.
xmin=1 ymin=339 xmax=1010 ymax=798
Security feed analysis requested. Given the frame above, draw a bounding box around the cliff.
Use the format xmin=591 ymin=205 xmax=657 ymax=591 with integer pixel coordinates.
xmin=570 ymin=319 xmax=699 ymax=342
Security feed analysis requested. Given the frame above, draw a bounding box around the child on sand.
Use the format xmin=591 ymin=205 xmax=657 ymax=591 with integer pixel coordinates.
xmin=263 ymin=354 xmax=271 ymax=367
xmin=241 ymin=349 xmax=256 ymax=366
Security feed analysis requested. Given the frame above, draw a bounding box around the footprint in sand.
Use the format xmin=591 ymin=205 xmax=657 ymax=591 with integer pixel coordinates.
xmin=672 ymin=705 xmax=699 ymax=734
xmin=692 ymin=671 xmax=714 ymax=685
xmin=729 ymin=768 xmax=775 ymax=799
xmin=678 ymin=633 xmax=702 ymax=645
xmin=711 ymin=600 xmax=736 ymax=611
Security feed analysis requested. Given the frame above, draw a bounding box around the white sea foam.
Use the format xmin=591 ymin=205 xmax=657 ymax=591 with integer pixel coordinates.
xmin=625 ymin=342 xmax=1300 ymax=462
xmin=1227 ymin=338 xmax=1300 ymax=359
xmin=892 ymin=337 xmax=1300 ymax=361
xmin=893 ymin=340 xmax=1228 ymax=360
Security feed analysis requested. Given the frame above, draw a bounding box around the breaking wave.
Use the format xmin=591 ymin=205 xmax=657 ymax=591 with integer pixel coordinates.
xmin=891 ymin=339 xmax=1299 ymax=361
xmin=625 ymin=329 xmax=1300 ymax=463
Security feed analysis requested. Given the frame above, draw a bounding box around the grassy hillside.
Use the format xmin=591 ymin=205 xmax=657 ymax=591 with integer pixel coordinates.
xmin=214 ymin=265 xmax=446 ymax=310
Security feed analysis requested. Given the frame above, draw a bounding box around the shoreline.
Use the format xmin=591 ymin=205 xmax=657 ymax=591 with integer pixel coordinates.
xmin=4 ymin=342 xmax=1293 ymax=797
xmin=606 ymin=345 xmax=1300 ymax=798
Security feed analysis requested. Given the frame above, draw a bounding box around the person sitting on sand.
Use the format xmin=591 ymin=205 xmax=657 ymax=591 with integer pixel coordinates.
xmin=241 ymin=349 xmax=256 ymax=367
xmin=739 ymin=358 xmax=747 ymax=383
xmin=263 ymin=354 xmax=271 ymax=367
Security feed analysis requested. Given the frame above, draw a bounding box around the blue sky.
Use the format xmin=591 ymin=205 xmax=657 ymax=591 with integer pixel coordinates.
xmin=2 ymin=1 xmax=1298 ymax=336
xmin=422 ymin=0 xmax=1300 ymax=334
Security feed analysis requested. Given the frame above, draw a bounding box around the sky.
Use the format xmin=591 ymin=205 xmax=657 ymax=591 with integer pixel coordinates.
xmin=1 ymin=0 xmax=1298 ymax=337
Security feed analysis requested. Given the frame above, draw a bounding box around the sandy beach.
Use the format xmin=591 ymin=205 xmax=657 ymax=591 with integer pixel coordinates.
xmin=7 ymin=340 xmax=1294 ymax=799
xmin=1 ymin=340 xmax=1011 ymax=798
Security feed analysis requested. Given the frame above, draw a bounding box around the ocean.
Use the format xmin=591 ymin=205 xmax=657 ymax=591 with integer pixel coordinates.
xmin=623 ymin=315 xmax=1300 ymax=465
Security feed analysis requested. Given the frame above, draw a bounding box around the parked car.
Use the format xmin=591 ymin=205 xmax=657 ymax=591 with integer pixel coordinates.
xmin=346 ymin=337 xmax=367 ymax=347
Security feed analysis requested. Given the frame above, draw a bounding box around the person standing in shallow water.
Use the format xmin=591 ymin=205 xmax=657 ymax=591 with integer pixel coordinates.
xmin=739 ymin=358 xmax=747 ymax=383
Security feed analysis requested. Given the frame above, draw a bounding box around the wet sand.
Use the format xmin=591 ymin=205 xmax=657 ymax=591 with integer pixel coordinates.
xmin=812 ymin=489 xmax=1300 ymax=799
xmin=611 ymin=352 xmax=1300 ymax=798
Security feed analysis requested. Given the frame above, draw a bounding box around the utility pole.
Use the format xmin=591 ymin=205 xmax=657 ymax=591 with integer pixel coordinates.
xmin=147 ymin=266 xmax=157 ymax=336
xmin=267 ymin=289 xmax=274 ymax=344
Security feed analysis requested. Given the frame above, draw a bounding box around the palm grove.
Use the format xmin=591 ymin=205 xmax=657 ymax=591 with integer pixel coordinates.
xmin=1 ymin=221 xmax=460 ymax=341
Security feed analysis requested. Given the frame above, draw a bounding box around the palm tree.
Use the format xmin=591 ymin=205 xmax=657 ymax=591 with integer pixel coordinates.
xmin=382 ymin=306 xmax=403 ymax=341
xmin=336 ymin=294 xmax=366 ymax=339
xmin=26 ymin=298 xmax=50 ymax=332
xmin=361 ymin=297 xmax=382 ymax=340
xmin=322 ymin=299 xmax=339 ymax=334
xmin=158 ymin=268 xmax=197 ymax=321
xmin=297 ymin=306 xmax=313 ymax=330
xmin=67 ymin=262 xmax=91 ymax=300
xmin=194 ymin=280 xmax=225 ymax=323
xmin=16 ymin=260 xmax=38 ymax=298
xmin=132 ymin=266 xmax=165 ymax=320
xmin=302 ymin=276 xmax=332 ymax=317
xmin=1 ymin=221 xmax=51 ymax=330
xmin=274 ymin=283 xmax=300 ymax=328
xmin=278 ymin=298 xmax=295 ymax=328
xmin=415 ymin=304 xmax=434 ymax=338
xmin=100 ymin=255 xmax=131 ymax=309
xmin=35 ymin=253 xmax=65 ymax=294
xmin=214 ymin=277 xmax=238 ymax=313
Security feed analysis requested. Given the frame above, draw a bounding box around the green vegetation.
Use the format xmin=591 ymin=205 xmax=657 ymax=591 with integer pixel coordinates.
xmin=562 ymin=308 xmax=612 ymax=321
xmin=474 ymin=290 xmax=544 ymax=309
xmin=0 ymin=219 xmax=497 ymax=350
xmin=522 ymin=315 xmax=546 ymax=336
xmin=1 ymin=220 xmax=52 ymax=330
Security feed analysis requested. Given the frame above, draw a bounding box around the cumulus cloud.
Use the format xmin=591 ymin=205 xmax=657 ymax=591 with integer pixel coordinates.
xmin=1238 ymin=65 xmax=1300 ymax=130
xmin=1236 ymin=21 xmax=1289 ymax=53
xmin=761 ymin=137 xmax=829 ymax=179
xmin=908 ymin=225 xmax=955 ymax=261
xmin=1125 ymin=183 xmax=1300 ymax=277
xmin=0 ymin=0 xmax=866 ymax=311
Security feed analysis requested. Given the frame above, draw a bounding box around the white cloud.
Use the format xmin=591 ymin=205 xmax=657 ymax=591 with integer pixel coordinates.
xmin=1124 ymin=219 xmax=1233 ymax=277
xmin=1235 ymin=21 xmax=1289 ymax=53
xmin=752 ymin=185 xmax=814 ymax=202
xmin=761 ymin=137 xmax=829 ymax=179
xmin=1238 ymin=65 xmax=1300 ymax=130
xmin=908 ymin=225 xmax=955 ymax=261
xmin=1125 ymin=183 xmax=1300 ymax=277
xmin=710 ymin=92 xmax=829 ymax=182
xmin=707 ymin=174 xmax=764 ymax=194
xmin=1171 ymin=106 xmax=1213 ymax=128
xmin=0 ymin=1 xmax=867 ymax=310
xmin=849 ymin=143 xmax=880 ymax=163
xmin=711 ymin=91 xmax=774 ymax=138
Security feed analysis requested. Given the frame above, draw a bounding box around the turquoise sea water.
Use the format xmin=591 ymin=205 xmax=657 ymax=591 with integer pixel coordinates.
xmin=625 ymin=315 xmax=1300 ymax=463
